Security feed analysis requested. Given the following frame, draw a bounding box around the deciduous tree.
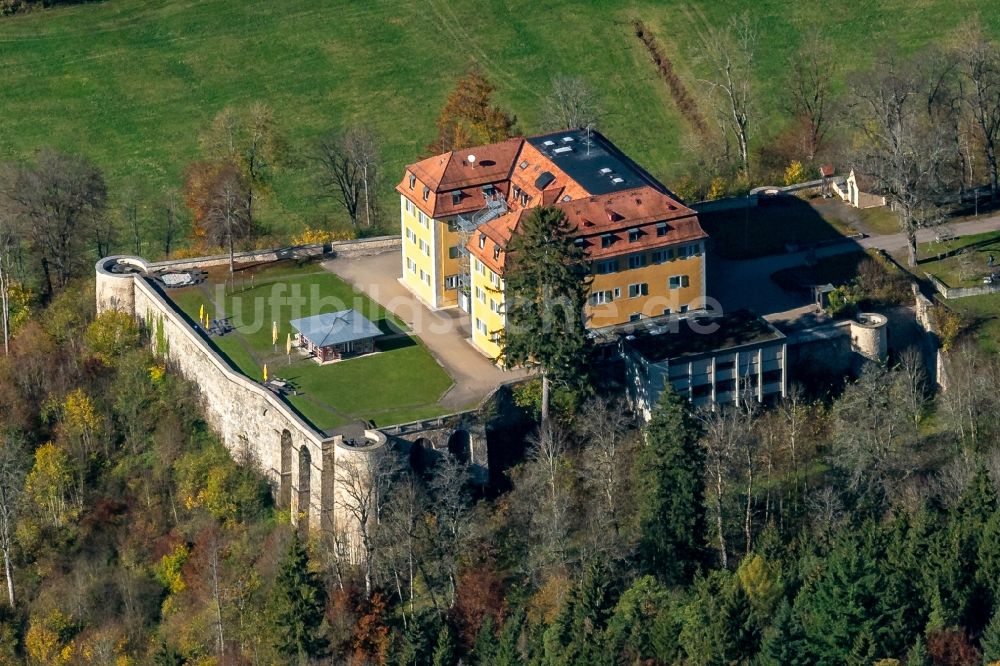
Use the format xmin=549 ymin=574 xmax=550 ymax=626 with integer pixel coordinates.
xmin=428 ymin=68 xmax=517 ymax=153
xmin=314 ymin=126 xmax=382 ymax=229
xmin=542 ymin=75 xmax=601 ymax=131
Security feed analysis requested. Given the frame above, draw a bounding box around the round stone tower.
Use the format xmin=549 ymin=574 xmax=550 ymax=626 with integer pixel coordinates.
xmin=851 ymin=312 xmax=888 ymax=363
xmin=95 ymin=256 xmax=149 ymax=315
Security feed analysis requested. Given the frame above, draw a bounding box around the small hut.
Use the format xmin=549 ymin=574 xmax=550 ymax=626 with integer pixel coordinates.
xmin=290 ymin=310 xmax=382 ymax=364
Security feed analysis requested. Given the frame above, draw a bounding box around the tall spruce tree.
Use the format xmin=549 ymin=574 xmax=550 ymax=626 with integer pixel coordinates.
xmin=272 ymin=534 xmax=329 ymax=663
xmin=635 ymin=387 xmax=705 ymax=584
xmin=501 ymin=205 xmax=592 ymax=422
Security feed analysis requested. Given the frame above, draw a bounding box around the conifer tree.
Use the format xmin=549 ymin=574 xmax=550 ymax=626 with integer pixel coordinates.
xmin=431 ymin=624 xmax=456 ymax=666
xmin=635 ymin=387 xmax=705 ymax=584
xmin=272 ymin=534 xmax=329 ymax=663
xmin=501 ymin=205 xmax=592 ymax=422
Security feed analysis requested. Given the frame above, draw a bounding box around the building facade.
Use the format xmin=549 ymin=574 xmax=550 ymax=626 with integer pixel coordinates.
xmin=397 ymin=129 xmax=709 ymax=360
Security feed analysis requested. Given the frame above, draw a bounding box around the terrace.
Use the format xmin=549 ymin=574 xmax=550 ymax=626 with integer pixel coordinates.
xmin=164 ymin=260 xmax=454 ymax=432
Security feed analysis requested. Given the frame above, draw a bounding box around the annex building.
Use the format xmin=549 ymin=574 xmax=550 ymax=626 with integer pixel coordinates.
xmin=396 ymin=128 xmax=708 ymax=360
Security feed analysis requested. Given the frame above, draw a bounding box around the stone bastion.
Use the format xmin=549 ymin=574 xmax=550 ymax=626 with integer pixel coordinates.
xmin=95 ymin=244 xmax=482 ymax=560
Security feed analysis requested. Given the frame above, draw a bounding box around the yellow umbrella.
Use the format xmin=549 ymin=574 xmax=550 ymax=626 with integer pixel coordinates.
xmin=272 ymin=321 xmax=278 ymax=347
xmin=263 ymin=364 xmax=268 ymax=383
xmin=286 ymin=332 xmax=292 ymax=355
xmin=199 ymin=304 xmax=205 ymax=324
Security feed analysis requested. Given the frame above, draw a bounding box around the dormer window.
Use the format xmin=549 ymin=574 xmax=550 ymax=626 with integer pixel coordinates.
xmin=479 ymin=233 xmax=487 ymax=249
xmin=601 ymin=234 xmax=615 ymax=248
xmin=409 ymin=173 xmax=416 ymax=189
xmin=452 ymin=191 xmax=462 ymax=205
xmin=656 ymin=222 xmax=668 ymax=237
xmin=521 ymin=193 xmax=529 ymax=206
xmin=493 ymin=244 xmax=501 ymax=260
xmin=628 ymin=228 xmax=642 ymax=242
xmin=423 ymin=186 xmax=430 ymax=201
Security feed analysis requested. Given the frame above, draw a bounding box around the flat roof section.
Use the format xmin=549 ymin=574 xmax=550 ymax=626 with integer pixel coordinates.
xmin=526 ymin=128 xmax=670 ymax=197
xmin=626 ymin=310 xmax=786 ymax=363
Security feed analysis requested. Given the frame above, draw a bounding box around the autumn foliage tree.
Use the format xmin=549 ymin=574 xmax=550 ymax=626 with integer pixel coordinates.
xmin=428 ymin=68 xmax=518 ymax=153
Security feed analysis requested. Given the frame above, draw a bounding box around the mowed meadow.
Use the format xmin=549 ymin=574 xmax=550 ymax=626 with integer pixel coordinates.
xmin=2 ymin=0 xmax=1000 ymax=241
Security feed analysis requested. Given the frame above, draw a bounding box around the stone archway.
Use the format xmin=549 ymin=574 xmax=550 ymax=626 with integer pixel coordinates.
xmin=409 ymin=437 xmax=434 ymax=474
xmin=279 ymin=430 xmax=292 ymax=510
xmin=447 ymin=429 xmax=471 ymax=463
xmin=298 ymin=446 xmax=312 ymax=534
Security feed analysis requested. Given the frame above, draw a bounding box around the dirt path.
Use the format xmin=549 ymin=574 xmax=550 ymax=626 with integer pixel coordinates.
xmin=322 ymin=251 xmax=530 ymax=411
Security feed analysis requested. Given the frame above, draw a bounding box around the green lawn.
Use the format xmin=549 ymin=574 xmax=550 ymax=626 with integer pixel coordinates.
xmin=3 ymin=0 xmax=1000 ymax=251
xmin=914 ymin=231 xmax=1000 ymax=288
xmin=947 ymin=294 xmax=1000 ymax=355
xmin=165 ymin=262 xmax=452 ymax=430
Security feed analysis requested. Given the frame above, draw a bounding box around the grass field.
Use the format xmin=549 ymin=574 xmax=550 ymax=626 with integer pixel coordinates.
xmin=167 ymin=262 xmax=453 ymax=430
xmin=3 ymin=0 xmax=999 ymax=251
xmin=914 ymin=231 xmax=1000 ymax=288
xmin=946 ymin=294 xmax=1000 ymax=355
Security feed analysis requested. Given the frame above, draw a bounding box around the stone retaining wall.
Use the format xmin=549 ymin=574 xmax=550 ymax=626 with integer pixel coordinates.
xmin=926 ymin=273 xmax=1000 ymax=299
xmin=95 ymin=255 xmax=387 ymax=545
xmin=149 ymin=235 xmax=400 ymax=273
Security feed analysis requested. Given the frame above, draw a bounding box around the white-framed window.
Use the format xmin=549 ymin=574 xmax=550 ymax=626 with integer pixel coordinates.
xmin=628 ymin=253 xmax=646 ymax=269
xmin=409 ymin=174 xmax=416 ymax=189
xmin=406 ymin=228 xmax=417 ymax=243
xmin=479 ymin=233 xmax=487 ymax=249
xmin=490 ymin=298 xmax=502 ymax=314
xmin=651 ymin=249 xmax=667 ymax=264
xmin=595 ymin=259 xmax=618 ymax=275
xmin=419 ymin=269 xmax=427 ymax=282
xmin=406 ymin=258 xmax=416 ymax=273
xmin=601 ymin=234 xmax=615 ymax=248
xmin=404 ymin=198 xmax=415 ymax=214
xmin=475 ymin=318 xmax=488 ymax=335
xmin=628 ymin=228 xmax=642 ymax=242
xmin=419 ymin=239 xmax=430 ymax=256
xmin=588 ymin=290 xmax=615 ymax=306
xmin=424 ymin=272 xmax=431 ymax=286
xmin=445 ymin=275 xmax=459 ymax=290
xmin=678 ymin=243 xmax=700 ymax=258
xmin=628 ymin=283 xmax=649 ymax=298
xmin=475 ymin=286 xmax=486 ymax=303
xmin=449 ymin=245 xmax=461 ymax=259
xmin=656 ymin=222 xmax=668 ymax=236
xmin=489 ymin=271 xmax=500 ymax=287
xmin=629 ymin=313 xmax=642 ymax=322
xmin=668 ymin=275 xmax=690 ymax=289
xmin=663 ymin=307 xmax=672 ymax=316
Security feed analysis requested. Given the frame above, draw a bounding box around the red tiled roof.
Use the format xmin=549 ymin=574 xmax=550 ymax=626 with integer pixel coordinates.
xmin=466 ymin=185 xmax=707 ymax=274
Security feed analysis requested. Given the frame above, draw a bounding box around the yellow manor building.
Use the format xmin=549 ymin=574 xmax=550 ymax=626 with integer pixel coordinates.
xmin=396 ymin=129 xmax=709 ymax=361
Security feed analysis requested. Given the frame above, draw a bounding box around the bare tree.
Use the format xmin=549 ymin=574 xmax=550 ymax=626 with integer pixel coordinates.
xmin=954 ymin=18 xmax=1000 ymax=199
xmin=201 ymin=103 xmax=283 ymax=233
xmin=0 ymin=205 xmax=18 ymax=355
xmin=333 ymin=446 xmax=402 ymax=598
xmin=517 ymin=423 xmax=572 ymax=574
xmin=160 ymin=188 xmax=182 ymax=259
xmin=118 ymin=182 xmax=143 ymax=256
xmin=576 ymin=398 xmax=635 ymax=556
xmin=381 ymin=474 xmax=428 ymax=620
xmin=787 ymin=32 xmax=835 ymax=161
xmin=851 ymin=51 xmax=956 ymax=267
xmin=696 ymin=404 xmax=754 ymax=568
xmin=0 ymin=431 xmax=26 ymax=607
xmin=831 ymin=364 xmax=918 ymax=506
xmin=697 ymin=13 xmax=756 ymax=179
xmin=204 ymin=166 xmax=251 ymax=275
xmin=542 ymin=75 xmax=601 ymax=131
xmin=898 ymin=346 xmax=928 ymax=425
xmin=427 ymin=455 xmax=472 ymax=608
xmin=940 ymin=340 xmax=1000 ymax=449
xmin=0 ymin=149 xmax=107 ymax=298
xmin=314 ymin=127 xmax=382 ymax=229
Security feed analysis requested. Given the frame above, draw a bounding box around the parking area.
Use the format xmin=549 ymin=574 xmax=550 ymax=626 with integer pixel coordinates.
xmin=322 ymin=250 xmax=529 ymax=411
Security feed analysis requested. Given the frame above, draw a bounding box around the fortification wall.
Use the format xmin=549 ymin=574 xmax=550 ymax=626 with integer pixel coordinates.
xmin=148 ymin=236 xmax=400 ymax=273
xmin=95 ymin=256 xmax=388 ymax=540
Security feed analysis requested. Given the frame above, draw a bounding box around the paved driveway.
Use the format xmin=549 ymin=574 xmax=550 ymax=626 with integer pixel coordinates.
xmin=323 ymin=251 xmax=529 ymax=411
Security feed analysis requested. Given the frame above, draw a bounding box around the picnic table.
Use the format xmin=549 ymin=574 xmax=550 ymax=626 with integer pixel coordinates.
xmin=208 ymin=317 xmax=235 ymax=336
xmin=264 ymin=377 xmax=298 ymax=396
